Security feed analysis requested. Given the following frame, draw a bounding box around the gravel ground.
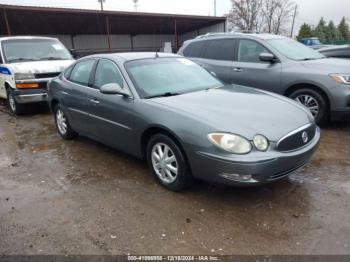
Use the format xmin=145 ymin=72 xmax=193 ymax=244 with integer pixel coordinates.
xmin=0 ymin=101 xmax=350 ymax=255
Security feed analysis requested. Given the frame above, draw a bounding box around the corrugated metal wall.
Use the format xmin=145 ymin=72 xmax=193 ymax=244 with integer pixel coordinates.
xmin=46 ymin=21 xmax=226 ymax=54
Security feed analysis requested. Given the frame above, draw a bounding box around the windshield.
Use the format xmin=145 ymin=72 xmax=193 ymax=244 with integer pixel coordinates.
xmin=267 ymin=38 xmax=325 ymax=61
xmin=2 ymin=39 xmax=72 ymax=63
xmin=125 ymin=57 xmax=223 ymax=98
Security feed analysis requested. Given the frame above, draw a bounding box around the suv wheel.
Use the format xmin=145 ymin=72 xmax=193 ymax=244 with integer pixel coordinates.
xmin=54 ymin=104 xmax=77 ymax=139
xmin=7 ymin=89 xmax=24 ymax=115
xmin=289 ymin=89 xmax=328 ymax=124
xmin=146 ymin=134 xmax=194 ymax=191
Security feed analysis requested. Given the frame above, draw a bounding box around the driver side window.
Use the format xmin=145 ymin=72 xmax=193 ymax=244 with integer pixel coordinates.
xmin=238 ymin=39 xmax=271 ymax=63
xmin=94 ymin=60 xmax=124 ymax=89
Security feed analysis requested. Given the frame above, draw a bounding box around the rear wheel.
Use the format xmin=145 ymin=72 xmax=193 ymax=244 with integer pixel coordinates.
xmin=289 ymin=88 xmax=328 ymax=124
xmin=54 ymin=104 xmax=77 ymax=140
xmin=146 ymin=134 xmax=194 ymax=191
xmin=6 ymin=89 xmax=24 ymax=115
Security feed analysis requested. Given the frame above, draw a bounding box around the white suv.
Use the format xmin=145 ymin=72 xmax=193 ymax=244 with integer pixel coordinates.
xmin=0 ymin=36 xmax=74 ymax=115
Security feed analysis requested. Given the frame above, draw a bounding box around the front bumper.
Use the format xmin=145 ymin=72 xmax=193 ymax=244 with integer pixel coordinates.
xmin=189 ymin=127 xmax=320 ymax=186
xmin=329 ymin=83 xmax=350 ymax=121
xmin=12 ymin=78 xmax=52 ymax=104
xmin=13 ymin=88 xmax=48 ymax=104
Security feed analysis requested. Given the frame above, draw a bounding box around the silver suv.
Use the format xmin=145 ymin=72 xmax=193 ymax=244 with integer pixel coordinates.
xmin=178 ymin=33 xmax=350 ymax=123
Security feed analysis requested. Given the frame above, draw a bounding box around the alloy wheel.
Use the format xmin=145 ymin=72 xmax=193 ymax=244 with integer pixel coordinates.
xmin=151 ymin=143 xmax=178 ymax=184
xmin=294 ymin=94 xmax=319 ymax=118
xmin=56 ymin=109 xmax=68 ymax=135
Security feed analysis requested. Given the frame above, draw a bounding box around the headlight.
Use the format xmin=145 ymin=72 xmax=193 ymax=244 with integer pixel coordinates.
xmin=208 ymin=133 xmax=252 ymax=154
xmin=14 ymin=73 xmax=35 ymax=80
xmin=253 ymin=135 xmax=269 ymax=151
xmin=330 ymin=74 xmax=350 ymax=85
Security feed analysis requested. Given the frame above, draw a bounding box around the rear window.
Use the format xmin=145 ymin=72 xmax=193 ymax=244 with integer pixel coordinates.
xmin=203 ymin=39 xmax=235 ymax=61
xmin=183 ymin=41 xmax=208 ymax=58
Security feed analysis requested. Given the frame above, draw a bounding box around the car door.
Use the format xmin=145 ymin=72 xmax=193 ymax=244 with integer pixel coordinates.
xmin=230 ymin=39 xmax=282 ymax=93
xmin=64 ymin=59 xmax=97 ymax=134
xmin=196 ymin=39 xmax=236 ymax=84
xmin=85 ymin=59 xmax=135 ymax=154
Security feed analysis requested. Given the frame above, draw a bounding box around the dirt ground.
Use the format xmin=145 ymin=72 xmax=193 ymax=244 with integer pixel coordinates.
xmin=0 ymin=101 xmax=350 ymax=255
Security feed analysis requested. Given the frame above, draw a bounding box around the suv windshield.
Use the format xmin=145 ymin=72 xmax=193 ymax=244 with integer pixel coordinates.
xmin=2 ymin=38 xmax=72 ymax=63
xmin=267 ymin=38 xmax=325 ymax=61
xmin=125 ymin=57 xmax=223 ymax=98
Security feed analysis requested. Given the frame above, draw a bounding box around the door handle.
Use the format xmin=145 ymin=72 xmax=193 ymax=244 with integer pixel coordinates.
xmin=89 ymin=98 xmax=100 ymax=104
xmin=61 ymin=91 xmax=69 ymax=95
xmin=233 ymin=67 xmax=243 ymax=72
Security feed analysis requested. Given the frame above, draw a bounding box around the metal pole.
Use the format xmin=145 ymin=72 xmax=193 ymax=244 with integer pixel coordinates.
xmin=98 ymin=0 xmax=104 ymax=11
xmin=106 ymin=16 xmax=112 ymax=52
xmin=4 ymin=10 xmax=11 ymax=35
xmin=214 ymin=0 xmax=217 ymax=16
xmin=174 ymin=19 xmax=178 ymax=53
xmin=290 ymin=5 xmax=298 ymax=38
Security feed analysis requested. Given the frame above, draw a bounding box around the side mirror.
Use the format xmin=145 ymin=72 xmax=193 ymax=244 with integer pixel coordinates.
xmin=100 ymin=83 xmax=130 ymax=97
xmin=259 ymin=53 xmax=276 ymax=63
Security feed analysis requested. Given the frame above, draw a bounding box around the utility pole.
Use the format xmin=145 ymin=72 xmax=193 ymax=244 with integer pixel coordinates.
xmin=290 ymin=4 xmax=298 ymax=38
xmin=98 ymin=0 xmax=105 ymax=11
xmin=214 ymin=0 xmax=217 ymax=16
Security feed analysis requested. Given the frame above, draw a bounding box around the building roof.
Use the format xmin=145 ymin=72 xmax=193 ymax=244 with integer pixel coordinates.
xmin=0 ymin=4 xmax=227 ymax=35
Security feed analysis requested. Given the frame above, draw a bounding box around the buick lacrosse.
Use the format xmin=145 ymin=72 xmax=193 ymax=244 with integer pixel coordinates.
xmin=48 ymin=53 xmax=320 ymax=191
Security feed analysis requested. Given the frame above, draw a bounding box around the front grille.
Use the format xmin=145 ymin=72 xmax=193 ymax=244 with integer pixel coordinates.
xmin=38 ymin=82 xmax=48 ymax=90
xmin=35 ymin=72 xmax=60 ymax=79
xmin=277 ymin=124 xmax=316 ymax=152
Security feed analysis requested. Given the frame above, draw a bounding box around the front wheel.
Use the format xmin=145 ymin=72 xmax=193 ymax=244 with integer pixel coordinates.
xmin=7 ymin=89 xmax=24 ymax=115
xmin=54 ymin=104 xmax=77 ymax=140
xmin=289 ymin=89 xmax=328 ymax=124
xmin=146 ymin=134 xmax=194 ymax=192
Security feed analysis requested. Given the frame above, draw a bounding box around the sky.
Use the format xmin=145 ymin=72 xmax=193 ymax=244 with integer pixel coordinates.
xmin=1 ymin=0 xmax=350 ymax=36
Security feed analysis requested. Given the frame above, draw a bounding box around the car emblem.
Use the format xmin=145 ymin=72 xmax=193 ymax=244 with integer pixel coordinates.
xmin=302 ymin=131 xmax=309 ymax=144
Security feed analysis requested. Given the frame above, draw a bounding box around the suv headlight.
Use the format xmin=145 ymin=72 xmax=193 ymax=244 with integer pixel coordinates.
xmin=208 ymin=133 xmax=252 ymax=154
xmin=330 ymin=74 xmax=350 ymax=85
xmin=14 ymin=72 xmax=35 ymax=80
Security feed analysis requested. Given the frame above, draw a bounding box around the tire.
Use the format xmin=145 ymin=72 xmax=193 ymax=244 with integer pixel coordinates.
xmin=146 ymin=134 xmax=194 ymax=192
xmin=289 ymin=88 xmax=328 ymax=124
xmin=53 ymin=104 xmax=77 ymax=140
xmin=6 ymin=89 xmax=25 ymax=115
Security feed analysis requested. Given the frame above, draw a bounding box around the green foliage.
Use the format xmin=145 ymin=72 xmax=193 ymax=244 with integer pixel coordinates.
xmin=297 ymin=23 xmax=312 ymax=40
xmin=298 ymin=17 xmax=350 ymax=44
xmin=338 ymin=17 xmax=350 ymax=40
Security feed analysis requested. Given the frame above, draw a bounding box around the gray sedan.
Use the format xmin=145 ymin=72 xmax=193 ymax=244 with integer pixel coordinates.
xmin=48 ymin=53 xmax=320 ymax=191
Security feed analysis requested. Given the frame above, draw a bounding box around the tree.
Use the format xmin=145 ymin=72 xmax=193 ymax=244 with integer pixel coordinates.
xmin=327 ymin=21 xmax=341 ymax=43
xmin=227 ymin=0 xmax=264 ymax=31
xmin=298 ymin=23 xmax=313 ymax=40
xmin=271 ymin=0 xmax=295 ymax=34
xmin=338 ymin=17 xmax=350 ymax=40
xmin=227 ymin=0 xmax=296 ymax=34
xmin=314 ymin=17 xmax=327 ymax=42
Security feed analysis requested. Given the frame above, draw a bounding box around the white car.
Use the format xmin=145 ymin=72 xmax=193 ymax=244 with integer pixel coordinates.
xmin=0 ymin=36 xmax=75 ymax=115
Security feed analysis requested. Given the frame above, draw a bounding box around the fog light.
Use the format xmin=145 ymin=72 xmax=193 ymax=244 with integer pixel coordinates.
xmin=219 ymin=173 xmax=257 ymax=183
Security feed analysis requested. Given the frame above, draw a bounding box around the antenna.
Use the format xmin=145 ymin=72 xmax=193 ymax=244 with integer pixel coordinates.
xmin=98 ymin=0 xmax=106 ymax=11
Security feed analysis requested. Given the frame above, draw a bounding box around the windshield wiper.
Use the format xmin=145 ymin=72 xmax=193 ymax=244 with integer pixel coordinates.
xmin=147 ymin=92 xmax=181 ymax=99
xmin=39 ymin=57 xmax=65 ymax=61
xmin=7 ymin=58 xmax=37 ymax=63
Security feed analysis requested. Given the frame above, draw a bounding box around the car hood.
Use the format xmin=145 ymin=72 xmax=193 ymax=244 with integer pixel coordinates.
xmin=301 ymin=57 xmax=350 ymax=72
xmin=150 ymin=85 xmax=313 ymax=142
xmin=9 ymin=60 xmax=74 ymax=74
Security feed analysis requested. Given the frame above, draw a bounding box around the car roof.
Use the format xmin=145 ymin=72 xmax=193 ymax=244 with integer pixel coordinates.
xmin=84 ymin=52 xmax=182 ymax=62
xmin=0 ymin=36 xmax=59 ymax=42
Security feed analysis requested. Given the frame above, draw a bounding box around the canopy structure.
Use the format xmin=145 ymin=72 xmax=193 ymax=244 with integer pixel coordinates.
xmin=0 ymin=4 xmax=227 ymax=53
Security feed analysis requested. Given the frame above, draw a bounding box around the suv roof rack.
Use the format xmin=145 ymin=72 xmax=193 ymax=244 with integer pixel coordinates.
xmin=195 ymin=31 xmax=260 ymax=39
